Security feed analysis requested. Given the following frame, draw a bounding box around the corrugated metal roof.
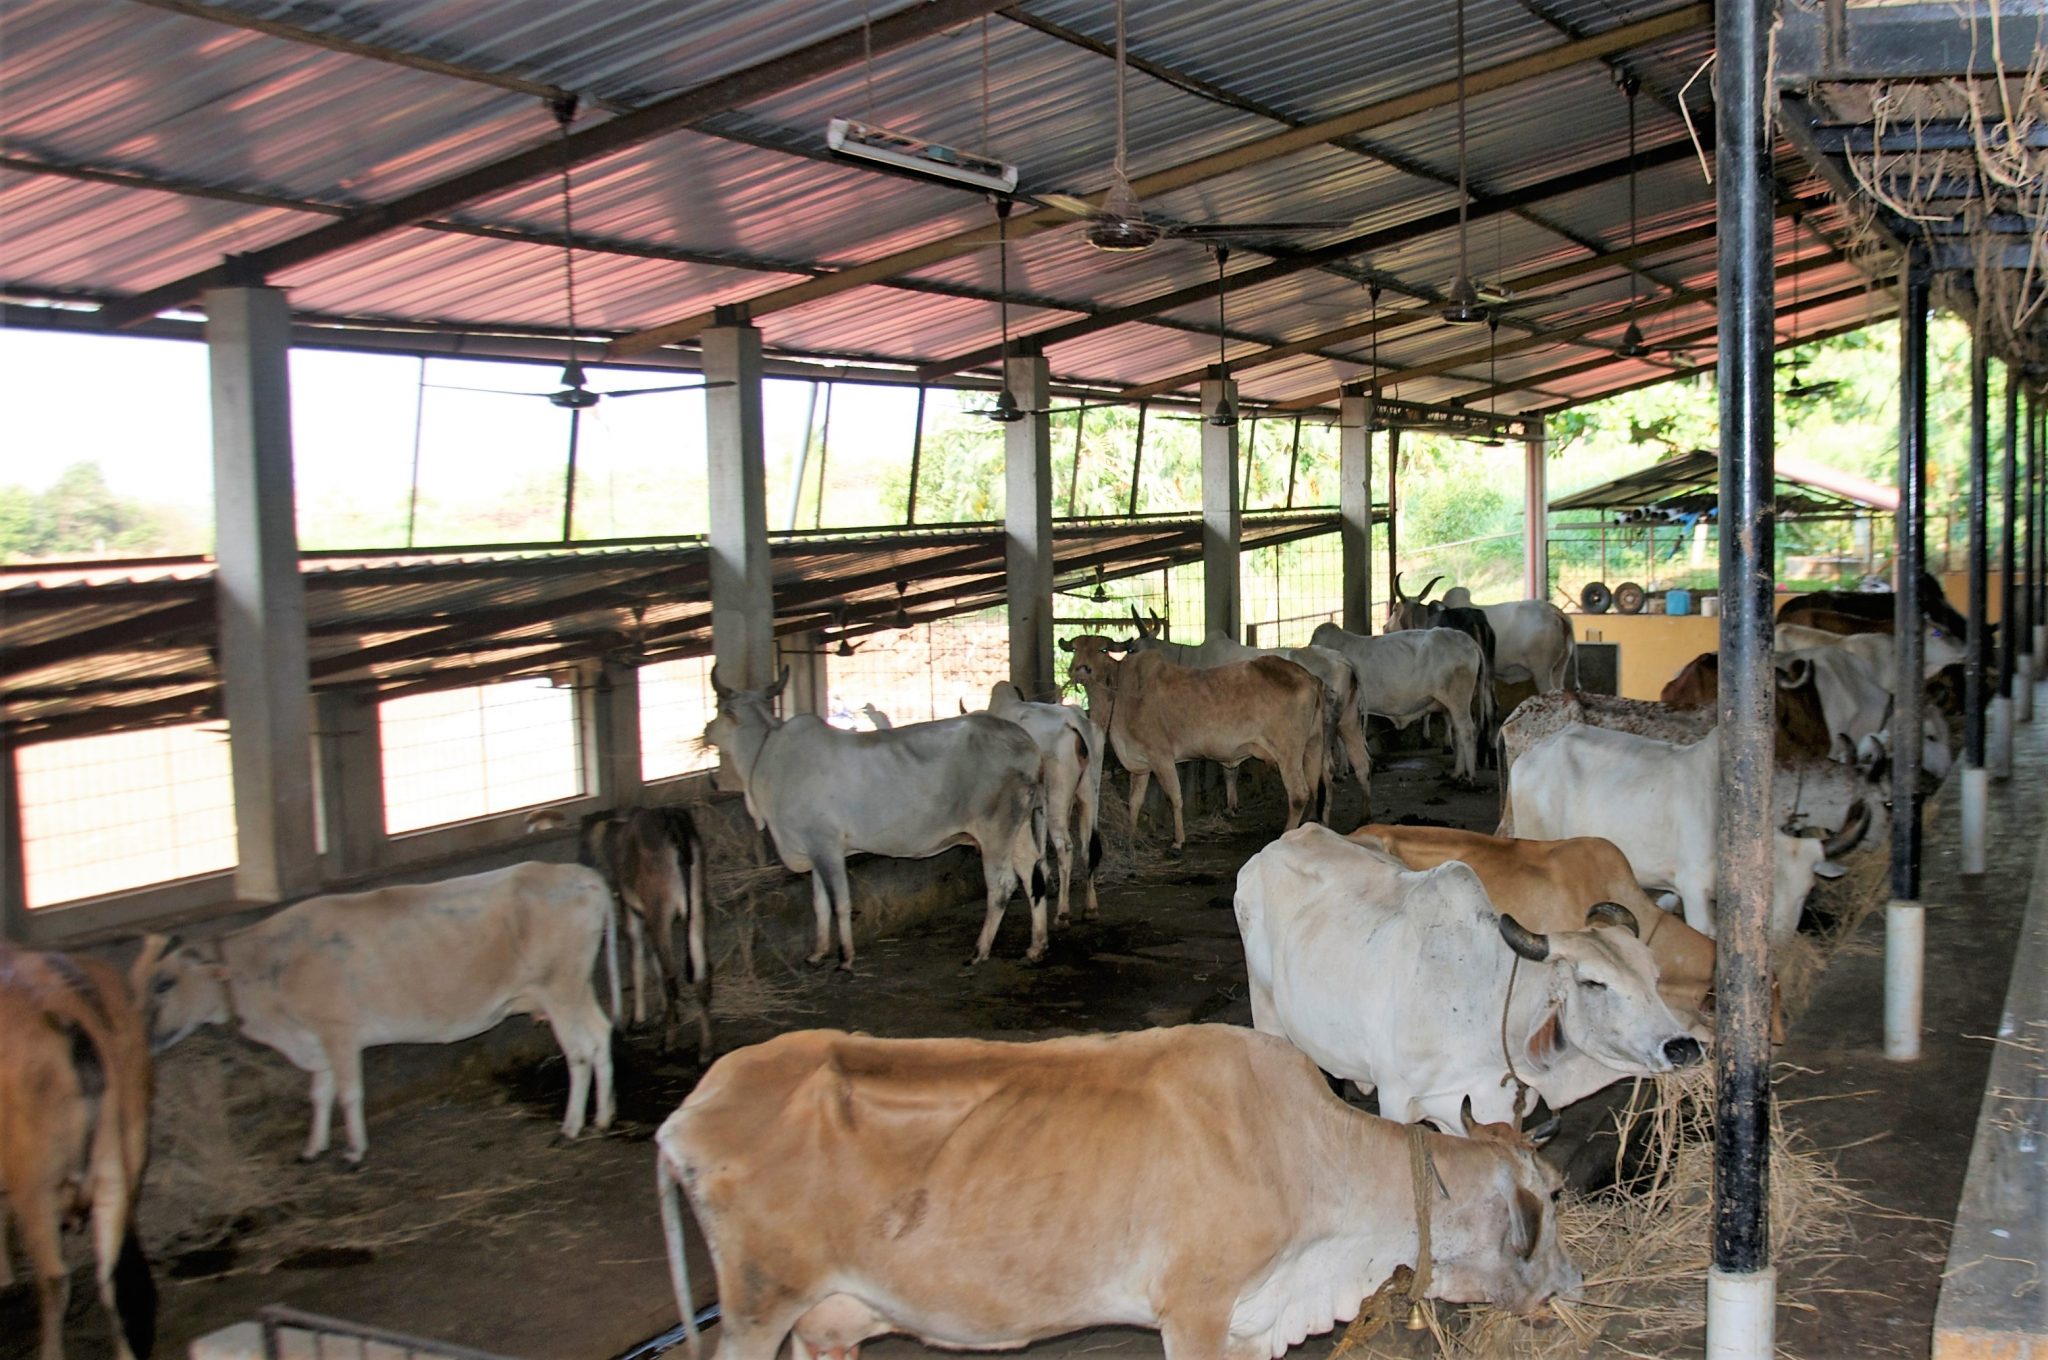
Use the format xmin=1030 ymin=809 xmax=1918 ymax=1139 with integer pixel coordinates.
xmin=0 ymin=0 xmax=1900 ymax=421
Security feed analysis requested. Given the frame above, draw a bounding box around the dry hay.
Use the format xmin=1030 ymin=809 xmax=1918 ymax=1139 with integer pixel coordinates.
xmin=1338 ymin=1067 xmax=1865 ymax=1360
xmin=144 ymin=1031 xmax=305 ymax=1255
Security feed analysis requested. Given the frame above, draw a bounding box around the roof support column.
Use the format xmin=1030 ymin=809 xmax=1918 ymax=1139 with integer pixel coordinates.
xmin=1885 ymin=249 xmax=1929 ymax=1063
xmin=1005 ymin=352 xmax=1055 ymax=699
xmin=1706 ymin=0 xmax=1777 ymax=1349
xmin=781 ymin=633 xmax=830 ymax=719
xmin=1201 ymin=377 xmax=1242 ymax=643
xmin=1385 ymin=427 xmax=1401 ymax=630
xmin=1338 ymin=391 xmax=1374 ymax=633
xmin=2028 ymin=389 xmax=2042 ymax=700
xmin=580 ymin=660 xmax=642 ymax=811
xmin=312 ymin=684 xmax=384 ymax=879
xmin=705 ymin=317 xmax=776 ymax=692
xmin=1994 ymin=370 xmax=2019 ymax=778
xmin=1961 ymin=338 xmax=1990 ymax=875
xmin=1523 ymin=423 xmax=1550 ymax=601
xmin=1 ymin=722 xmax=27 ymax=943
xmin=207 ymin=286 xmax=318 ymax=903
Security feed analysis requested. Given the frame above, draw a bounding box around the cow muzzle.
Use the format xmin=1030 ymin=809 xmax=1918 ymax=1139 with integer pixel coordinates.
xmin=1661 ymin=1035 xmax=1704 ymax=1069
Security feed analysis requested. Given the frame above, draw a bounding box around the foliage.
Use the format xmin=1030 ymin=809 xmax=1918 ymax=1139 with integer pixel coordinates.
xmin=0 ymin=462 xmax=184 ymax=562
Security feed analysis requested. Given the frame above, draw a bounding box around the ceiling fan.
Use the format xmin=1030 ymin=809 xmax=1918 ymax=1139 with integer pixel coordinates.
xmin=1161 ymin=245 xmax=1242 ymax=426
xmin=969 ymin=198 xmax=1099 ymax=423
xmin=1035 ymin=0 xmax=1355 ymax=253
xmin=422 ymin=99 xmax=731 ymax=539
xmin=1613 ymin=76 xmax=1652 ymax=358
xmin=1440 ymin=0 xmax=1510 ymax=323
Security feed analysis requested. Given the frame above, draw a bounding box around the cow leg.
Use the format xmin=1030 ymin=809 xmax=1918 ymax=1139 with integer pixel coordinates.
xmin=1446 ymin=700 xmax=1478 ymax=783
xmin=969 ymin=855 xmax=1015 ymax=966
xmin=1127 ymin=768 xmax=1152 ymax=836
xmin=805 ymin=873 xmax=834 ymax=967
xmin=1247 ymin=975 xmax=1277 ymax=1033
xmin=549 ymin=996 xmax=614 ymax=1136
xmin=686 ymin=875 xmax=714 ymax=1065
xmin=1159 ymin=1307 xmax=1233 ymax=1360
xmin=1078 ymin=776 xmax=1102 ymax=919
xmin=1050 ymin=819 xmax=1074 ymax=926
xmin=87 ymin=1170 xmax=141 ymax=1360
xmin=625 ymin=908 xmax=649 ymax=1027
xmin=1677 ymin=876 xmax=1716 ymax=938
xmin=14 ymin=1198 xmax=66 ymax=1360
xmin=820 ymin=857 xmax=858 ymax=972
xmin=0 ymin=1203 xmax=12 ymax=1287
xmin=647 ymin=900 xmax=689 ymax=1052
xmin=1221 ymin=763 xmax=1240 ymax=816
xmin=302 ymin=1064 xmax=337 ymax=1162
xmin=1155 ymin=760 xmax=1188 ymax=850
xmin=332 ymin=1043 xmax=370 ymax=1165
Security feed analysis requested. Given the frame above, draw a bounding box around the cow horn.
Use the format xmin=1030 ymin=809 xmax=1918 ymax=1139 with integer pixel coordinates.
xmin=1497 ymin=912 xmax=1551 ymax=962
xmin=1775 ymin=657 xmax=1813 ymax=690
xmin=766 ymin=665 xmax=791 ymax=700
xmin=1392 ymin=570 xmax=1409 ymax=603
xmin=1460 ymin=1094 xmax=1480 ymax=1136
xmin=709 ymin=663 xmax=732 ymax=700
xmin=1525 ymin=1113 xmax=1562 ymax=1146
xmin=1130 ymin=604 xmax=1144 ymax=627
xmin=1585 ymin=901 xmax=1641 ymax=937
xmin=1821 ymin=799 xmax=1871 ymax=859
xmin=1416 ymin=574 xmax=1444 ymax=602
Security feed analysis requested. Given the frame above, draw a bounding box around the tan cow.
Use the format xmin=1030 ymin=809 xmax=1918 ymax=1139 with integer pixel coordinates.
xmin=1348 ymin=825 xmax=1714 ymax=1025
xmin=145 ymin=862 xmax=617 ymax=1164
xmin=655 ymin=1025 xmax=1579 ymax=1360
xmin=0 ymin=942 xmax=162 ymax=1360
xmin=1062 ymin=636 xmax=1324 ymax=850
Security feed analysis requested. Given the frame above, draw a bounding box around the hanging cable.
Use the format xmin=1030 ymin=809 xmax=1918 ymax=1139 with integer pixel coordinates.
xmin=1454 ymin=0 xmax=1468 ymax=281
xmin=552 ymin=96 xmax=581 ymax=376
xmin=862 ymin=2 xmax=876 ymax=123
xmin=979 ymin=15 xmax=992 ymax=158
xmin=1113 ymin=0 xmax=1129 ymax=184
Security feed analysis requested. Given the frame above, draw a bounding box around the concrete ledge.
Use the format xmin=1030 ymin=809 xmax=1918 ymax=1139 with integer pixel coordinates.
xmin=1933 ymin=806 xmax=2048 ymax=1358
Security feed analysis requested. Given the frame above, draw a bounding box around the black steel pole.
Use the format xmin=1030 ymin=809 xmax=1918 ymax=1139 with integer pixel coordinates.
xmin=1891 ymin=254 xmax=1928 ymax=902
xmin=2000 ymin=371 xmax=2018 ymax=713
xmin=1966 ymin=340 xmax=1989 ymax=770
xmin=2029 ymin=388 xmax=2041 ymax=672
xmin=1712 ymin=0 xmax=1775 ymax=1294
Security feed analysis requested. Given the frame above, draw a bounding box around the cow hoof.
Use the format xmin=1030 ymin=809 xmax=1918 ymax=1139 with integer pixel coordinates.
xmin=805 ymin=953 xmax=832 ymax=971
xmin=832 ymin=965 xmax=857 ymax=983
xmin=297 ymin=1150 xmax=325 ymax=1165
xmin=1165 ymin=844 xmax=1185 ymax=859
xmin=1024 ymin=950 xmax=1047 ymax=967
xmin=1053 ymin=913 xmax=1071 ymax=928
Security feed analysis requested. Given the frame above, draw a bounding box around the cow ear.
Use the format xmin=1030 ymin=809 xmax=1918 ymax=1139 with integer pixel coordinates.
xmin=131 ymin=934 xmax=173 ymax=993
xmin=1510 ymin=1186 xmax=1543 ymax=1261
xmin=1814 ymin=860 xmax=1848 ymax=880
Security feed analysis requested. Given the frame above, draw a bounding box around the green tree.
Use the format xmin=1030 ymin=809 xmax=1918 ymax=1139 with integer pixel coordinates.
xmin=0 ymin=462 xmax=175 ymax=562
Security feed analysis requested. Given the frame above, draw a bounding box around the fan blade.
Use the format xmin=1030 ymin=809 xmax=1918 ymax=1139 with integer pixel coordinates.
xmin=1168 ymin=220 xmax=1357 ymax=237
xmin=1036 ymin=192 xmax=1099 ymax=218
xmin=599 ymin=381 xmax=737 ymax=399
xmin=423 ymin=382 xmax=556 ymax=398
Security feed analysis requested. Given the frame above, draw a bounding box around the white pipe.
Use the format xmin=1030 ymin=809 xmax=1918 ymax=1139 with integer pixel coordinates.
xmin=2020 ymin=657 xmax=2036 ymax=722
xmin=1990 ymin=695 xmax=2014 ymax=780
xmin=1884 ymin=901 xmax=1924 ymax=1061
xmin=1706 ymin=1266 xmax=1776 ymax=1360
xmin=1961 ymin=766 xmax=1989 ymax=875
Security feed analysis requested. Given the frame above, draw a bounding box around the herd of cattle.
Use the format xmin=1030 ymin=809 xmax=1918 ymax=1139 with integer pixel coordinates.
xmin=0 ymin=577 xmax=1973 ymax=1360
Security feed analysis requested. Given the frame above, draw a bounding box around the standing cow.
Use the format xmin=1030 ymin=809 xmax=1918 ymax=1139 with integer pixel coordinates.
xmin=145 ymin=862 xmax=618 ymax=1164
xmin=978 ymin=681 xmax=1104 ymax=924
xmin=1310 ymin=622 xmax=1488 ymax=784
xmin=705 ymin=667 xmax=1049 ymax=970
xmin=1 ymin=943 xmax=160 ymax=1360
xmin=656 ymin=1025 xmax=1579 ymax=1360
xmin=1061 ymin=637 xmax=1325 ymax=850
xmin=1386 ymin=573 xmax=1500 ymax=745
xmin=1236 ymin=825 xmax=1701 ymax=1129
xmin=1438 ymin=586 xmax=1577 ymax=691
xmin=583 ymin=806 xmax=713 ymax=1061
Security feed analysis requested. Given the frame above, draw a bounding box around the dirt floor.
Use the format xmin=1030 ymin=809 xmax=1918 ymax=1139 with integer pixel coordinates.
xmin=4 ymin=711 xmax=2042 ymax=1360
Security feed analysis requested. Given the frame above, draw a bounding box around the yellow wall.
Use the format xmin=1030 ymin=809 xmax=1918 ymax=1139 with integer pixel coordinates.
xmin=1940 ymin=571 xmax=2008 ymax=626
xmin=1571 ymin=613 xmax=1721 ymax=701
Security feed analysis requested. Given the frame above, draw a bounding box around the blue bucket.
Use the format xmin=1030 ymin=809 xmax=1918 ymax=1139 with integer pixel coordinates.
xmin=1666 ymin=588 xmax=1692 ymax=616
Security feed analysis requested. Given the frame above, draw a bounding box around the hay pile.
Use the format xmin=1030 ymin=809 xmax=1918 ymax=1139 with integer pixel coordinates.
xmin=144 ymin=1031 xmax=305 ymax=1255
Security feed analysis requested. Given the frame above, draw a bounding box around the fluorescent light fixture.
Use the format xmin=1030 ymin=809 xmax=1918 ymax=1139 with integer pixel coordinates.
xmin=826 ymin=119 xmax=1019 ymax=194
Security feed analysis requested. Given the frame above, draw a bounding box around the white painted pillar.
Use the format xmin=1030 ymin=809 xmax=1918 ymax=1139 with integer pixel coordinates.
xmin=207 ymin=286 xmax=318 ymax=902
xmin=1005 ymin=353 xmax=1055 ymax=699
xmin=1523 ymin=423 xmax=1549 ymax=601
xmin=1339 ymin=391 xmax=1374 ymax=633
xmin=579 ymin=660 xmax=642 ymax=811
xmin=780 ymin=632 xmax=830 ymax=719
xmin=1201 ymin=376 xmax=1241 ymax=643
xmin=705 ymin=317 xmax=776 ymax=691
xmin=0 ymin=719 xmax=27 ymax=942
xmin=311 ymin=685 xmax=383 ymax=878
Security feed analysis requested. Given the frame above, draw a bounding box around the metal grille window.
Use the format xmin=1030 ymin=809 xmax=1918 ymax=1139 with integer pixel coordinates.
xmin=379 ymin=678 xmax=581 ymax=835
xmin=826 ymin=608 xmax=1010 ymax=725
xmin=16 ymin=723 xmax=236 ymax=907
xmin=1242 ymin=531 xmax=1344 ymax=647
xmin=639 ymin=655 xmax=720 ymax=781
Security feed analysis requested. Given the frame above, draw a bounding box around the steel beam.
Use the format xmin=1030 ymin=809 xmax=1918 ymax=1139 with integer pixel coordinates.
xmin=102 ymin=0 xmax=1018 ymax=327
xmin=1892 ymin=254 xmax=1930 ymax=906
xmin=1961 ymin=335 xmax=1990 ymax=875
xmin=1776 ymin=3 xmax=2046 ymax=84
xmin=1996 ymin=369 xmax=2019 ymax=776
xmin=607 ymin=6 xmax=1710 ymax=358
xmin=1708 ymin=0 xmax=1777 ymax=1349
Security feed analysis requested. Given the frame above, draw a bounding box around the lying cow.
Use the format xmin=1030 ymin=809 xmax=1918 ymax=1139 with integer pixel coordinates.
xmin=706 ymin=667 xmax=1048 ymax=970
xmin=1237 ymin=825 xmax=1701 ymax=1130
xmin=1311 ymin=622 xmax=1488 ymax=784
xmin=1063 ymin=637 xmax=1324 ymax=850
xmin=1509 ymin=725 xmax=1865 ymax=943
xmin=1 ymin=943 xmax=161 ymax=1360
xmin=1660 ymin=653 xmax=1834 ymax=758
xmin=978 ymin=681 xmax=1103 ymax=924
xmin=1123 ymin=612 xmax=1368 ymax=814
xmin=656 ymin=1025 xmax=1580 ymax=1360
xmin=146 ymin=862 xmax=617 ymax=1163
xmin=583 ymin=806 xmax=712 ymax=1061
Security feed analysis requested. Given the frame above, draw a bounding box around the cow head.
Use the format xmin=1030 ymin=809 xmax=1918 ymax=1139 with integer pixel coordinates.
xmin=704 ymin=664 xmax=790 ymax=793
xmin=1060 ymin=634 xmax=1122 ymax=690
xmin=141 ymin=937 xmax=232 ymax=1052
xmin=1497 ymin=908 xmax=1704 ymax=1078
xmin=1428 ymin=1101 xmax=1581 ymax=1314
xmin=1386 ymin=571 xmax=1443 ymax=632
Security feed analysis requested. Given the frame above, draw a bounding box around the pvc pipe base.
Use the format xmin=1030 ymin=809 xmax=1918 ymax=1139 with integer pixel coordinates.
xmin=1884 ymin=901 xmax=1925 ymax=1061
xmin=2035 ymin=624 xmax=2047 ymax=674
xmin=1706 ymin=1266 xmax=1777 ymax=1360
xmin=1991 ymin=696 xmax=2014 ymax=780
xmin=1961 ymin=766 xmax=1989 ymax=876
xmin=2021 ymin=662 xmax=2036 ymax=722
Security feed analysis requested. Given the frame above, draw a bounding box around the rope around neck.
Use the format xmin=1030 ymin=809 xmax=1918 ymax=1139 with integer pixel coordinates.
xmin=1498 ymin=956 xmax=1533 ymax=1123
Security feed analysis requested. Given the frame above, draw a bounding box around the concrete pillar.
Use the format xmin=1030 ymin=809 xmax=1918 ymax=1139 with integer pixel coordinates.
xmin=1523 ymin=424 xmax=1549 ymax=601
xmin=312 ymin=685 xmax=384 ymax=877
xmin=1385 ymin=426 xmax=1402 ymax=627
xmin=1004 ymin=353 xmax=1055 ymax=699
xmin=705 ymin=318 xmax=776 ymax=691
xmin=579 ymin=660 xmax=642 ymax=811
xmin=207 ymin=286 xmax=318 ymax=902
xmin=1339 ymin=391 xmax=1374 ymax=633
xmin=781 ymin=632 xmax=830 ymax=719
xmin=1 ymin=720 xmax=27 ymax=942
xmin=1201 ymin=376 xmax=1241 ymax=643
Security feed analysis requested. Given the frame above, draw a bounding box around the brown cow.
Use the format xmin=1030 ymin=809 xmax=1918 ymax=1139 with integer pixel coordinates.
xmin=0 ymin=942 xmax=162 ymax=1360
xmin=1658 ymin=653 xmax=1834 ymax=758
xmin=583 ymin=806 xmax=713 ymax=1061
xmin=1773 ymin=605 xmax=1895 ymax=636
xmin=655 ymin=1026 xmax=1579 ymax=1360
xmin=1062 ymin=637 xmax=1324 ymax=850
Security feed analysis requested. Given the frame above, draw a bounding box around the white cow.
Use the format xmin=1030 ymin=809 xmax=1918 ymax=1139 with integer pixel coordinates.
xmin=1775 ymin=623 xmax=1968 ymax=681
xmin=706 ymin=667 xmax=1049 ymax=970
xmin=1440 ymin=586 xmax=1576 ymax=690
xmin=1236 ymin=824 xmax=1702 ymax=1130
xmin=145 ymin=862 xmax=618 ymax=1164
xmin=978 ymin=681 xmax=1104 ymax=923
xmin=1509 ymin=724 xmax=1861 ymax=943
xmin=1123 ymin=613 xmax=1368 ymax=815
xmin=1310 ymin=622 xmax=1488 ymax=782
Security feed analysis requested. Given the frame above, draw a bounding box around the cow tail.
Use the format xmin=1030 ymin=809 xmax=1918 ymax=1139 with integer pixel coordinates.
xmin=657 ymin=1151 xmax=703 ymax=1360
xmin=603 ymin=881 xmax=622 ymax=1026
xmin=61 ymin=996 xmax=158 ymax=1360
xmin=1073 ymin=721 xmax=1103 ymax=875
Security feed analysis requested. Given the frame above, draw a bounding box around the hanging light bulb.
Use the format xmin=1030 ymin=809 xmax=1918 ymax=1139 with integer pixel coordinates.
xmin=1617 ymin=319 xmax=1650 ymax=358
xmin=1442 ymin=0 xmax=1485 ymax=325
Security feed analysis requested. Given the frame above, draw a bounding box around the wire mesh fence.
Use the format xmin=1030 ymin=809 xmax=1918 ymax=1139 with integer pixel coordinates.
xmin=639 ymin=655 xmax=719 ymax=782
xmin=379 ymin=677 xmax=582 ymax=835
xmin=15 ymin=723 xmax=237 ymax=908
xmin=825 ymin=608 xmax=1012 ymax=726
xmin=1241 ymin=531 xmax=1344 ymax=646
